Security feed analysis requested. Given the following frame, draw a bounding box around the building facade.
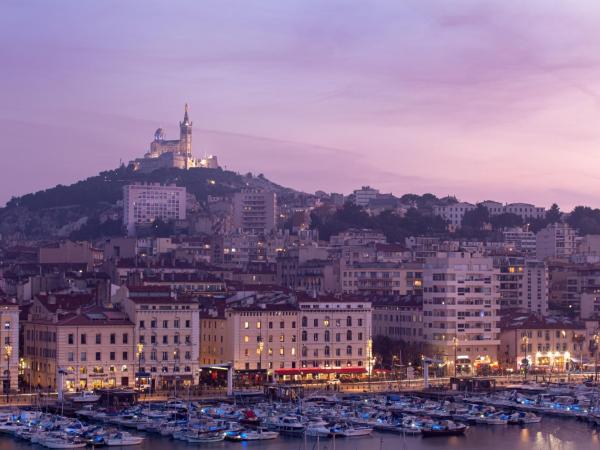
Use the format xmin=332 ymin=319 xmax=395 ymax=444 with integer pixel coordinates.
xmin=232 ymin=189 xmax=276 ymax=234
xmin=123 ymin=183 xmax=187 ymax=235
xmin=422 ymin=253 xmax=501 ymax=374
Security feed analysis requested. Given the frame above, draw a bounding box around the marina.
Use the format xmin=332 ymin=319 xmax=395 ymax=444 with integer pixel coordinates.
xmin=0 ymin=381 xmax=599 ymax=448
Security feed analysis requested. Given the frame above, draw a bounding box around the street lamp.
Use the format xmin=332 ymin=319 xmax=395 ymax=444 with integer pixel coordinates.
xmin=521 ymin=336 xmax=529 ymax=381
xmin=136 ymin=343 xmax=144 ymax=393
xmin=257 ymin=339 xmax=264 ymax=385
xmin=452 ymin=337 xmax=458 ymax=377
xmin=4 ymin=344 xmax=12 ymax=402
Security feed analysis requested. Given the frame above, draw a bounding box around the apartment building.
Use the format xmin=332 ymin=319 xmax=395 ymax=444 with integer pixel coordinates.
xmin=120 ymin=295 xmax=200 ymax=390
xmin=296 ymin=296 xmax=372 ymax=380
xmin=232 ymin=189 xmax=276 ymax=234
xmin=422 ymin=253 xmax=501 ymax=374
xmin=123 ymin=183 xmax=186 ymax=236
xmin=499 ymin=314 xmax=593 ymax=371
xmin=432 ymin=202 xmax=476 ymax=228
xmin=22 ymin=306 xmax=134 ymax=390
xmin=372 ymin=295 xmax=423 ymax=345
xmin=341 ymin=262 xmax=423 ymax=296
xmin=536 ymin=222 xmax=578 ymax=260
xmin=0 ymin=299 xmax=19 ymax=393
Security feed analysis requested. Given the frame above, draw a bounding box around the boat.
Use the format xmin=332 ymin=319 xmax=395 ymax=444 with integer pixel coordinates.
xmin=267 ymin=416 xmax=305 ymax=435
xmin=71 ymin=391 xmax=101 ymax=404
xmin=226 ymin=428 xmax=279 ymax=441
xmin=421 ymin=420 xmax=468 ymax=437
xmin=329 ymin=423 xmax=373 ymax=437
xmin=185 ymin=431 xmax=225 ymax=443
xmin=106 ymin=432 xmax=144 ymax=446
xmin=41 ymin=434 xmax=87 ymax=449
xmin=305 ymin=419 xmax=332 ymax=437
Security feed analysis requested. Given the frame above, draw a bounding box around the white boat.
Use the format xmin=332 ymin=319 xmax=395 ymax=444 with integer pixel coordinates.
xmin=41 ymin=435 xmax=87 ymax=449
xmin=330 ymin=423 xmax=372 ymax=437
xmin=306 ymin=419 xmax=331 ymax=437
xmin=106 ymin=431 xmax=145 ymax=446
xmin=71 ymin=391 xmax=101 ymax=404
xmin=227 ymin=429 xmax=279 ymax=441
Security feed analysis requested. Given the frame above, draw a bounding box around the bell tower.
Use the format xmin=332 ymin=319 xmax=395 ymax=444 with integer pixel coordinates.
xmin=179 ymin=103 xmax=192 ymax=155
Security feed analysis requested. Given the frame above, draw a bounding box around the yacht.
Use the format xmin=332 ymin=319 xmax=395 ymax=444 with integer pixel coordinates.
xmin=106 ymin=432 xmax=144 ymax=446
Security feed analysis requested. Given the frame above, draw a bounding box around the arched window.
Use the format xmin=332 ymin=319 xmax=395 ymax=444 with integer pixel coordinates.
xmin=346 ymin=330 xmax=352 ymax=341
xmin=346 ymin=316 xmax=352 ymax=326
xmin=324 ymin=330 xmax=330 ymax=342
xmin=346 ymin=345 xmax=352 ymax=356
xmin=301 ymin=331 xmax=307 ymax=341
xmin=302 ymin=316 xmax=307 ymax=327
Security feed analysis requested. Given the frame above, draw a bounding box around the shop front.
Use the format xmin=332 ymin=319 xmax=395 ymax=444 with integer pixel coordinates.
xmin=274 ymin=367 xmax=367 ymax=382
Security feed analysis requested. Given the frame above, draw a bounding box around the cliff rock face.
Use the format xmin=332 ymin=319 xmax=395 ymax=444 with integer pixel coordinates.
xmin=0 ymin=166 xmax=297 ymax=242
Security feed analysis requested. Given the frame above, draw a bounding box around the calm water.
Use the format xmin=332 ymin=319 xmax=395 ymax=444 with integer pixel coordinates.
xmin=0 ymin=418 xmax=598 ymax=450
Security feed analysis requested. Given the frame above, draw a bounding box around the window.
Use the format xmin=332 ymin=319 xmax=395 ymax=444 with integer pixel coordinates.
xmin=162 ymin=336 xmax=168 ymax=344
xmin=347 ymin=330 xmax=352 ymax=341
xmin=3 ymin=322 xmax=9 ymax=330
xmin=68 ymin=334 xmax=74 ymax=345
xmin=174 ymin=335 xmax=179 ymax=344
xmin=346 ymin=345 xmax=352 ymax=355
xmin=162 ymin=352 xmax=168 ymax=361
xmin=324 ymin=330 xmax=330 ymax=342
xmin=244 ymin=321 xmax=249 ymax=329
xmin=68 ymin=352 xmax=74 ymax=362
xmin=123 ymin=333 xmax=129 ymax=344
xmin=313 ymin=333 xmax=319 ymax=342
xmin=346 ymin=316 xmax=352 ymax=326
xmin=302 ymin=316 xmax=307 ymax=327
xmin=280 ymin=321 xmax=285 ymax=329
xmin=302 ymin=331 xmax=307 ymax=341
xmin=313 ymin=319 xmax=318 ymax=327
xmin=81 ymin=352 xmax=87 ymax=361
xmin=139 ymin=320 xmax=145 ymax=329
xmin=110 ymin=352 xmax=116 ymax=361
xmin=80 ymin=334 xmax=87 ymax=345
xmin=110 ymin=334 xmax=116 ymax=345
xmin=122 ymin=352 xmax=128 ymax=361
xmin=163 ymin=320 xmax=169 ymax=329
xmin=95 ymin=352 xmax=101 ymax=361
xmin=95 ymin=334 xmax=101 ymax=345
xmin=185 ymin=320 xmax=191 ymax=328
xmin=174 ymin=320 xmax=180 ymax=328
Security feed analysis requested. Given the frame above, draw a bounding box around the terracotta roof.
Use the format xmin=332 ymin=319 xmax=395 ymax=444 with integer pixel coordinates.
xmin=126 ymin=296 xmax=197 ymax=305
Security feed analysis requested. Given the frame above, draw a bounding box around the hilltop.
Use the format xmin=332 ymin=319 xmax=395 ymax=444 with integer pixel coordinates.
xmin=0 ymin=165 xmax=299 ymax=241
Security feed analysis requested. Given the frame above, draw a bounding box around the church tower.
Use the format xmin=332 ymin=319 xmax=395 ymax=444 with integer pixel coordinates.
xmin=179 ymin=103 xmax=192 ymax=156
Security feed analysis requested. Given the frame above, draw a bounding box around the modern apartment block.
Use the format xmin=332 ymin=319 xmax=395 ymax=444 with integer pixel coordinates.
xmin=422 ymin=253 xmax=501 ymax=374
xmin=123 ymin=183 xmax=186 ymax=235
xmin=536 ymin=222 xmax=578 ymax=260
xmin=232 ymin=189 xmax=276 ymax=234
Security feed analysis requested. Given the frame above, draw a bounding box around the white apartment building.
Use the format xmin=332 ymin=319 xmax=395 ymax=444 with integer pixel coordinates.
xmin=232 ymin=189 xmax=276 ymax=234
xmin=123 ymin=184 xmax=186 ymax=235
xmin=120 ymin=296 xmax=200 ymax=390
xmin=504 ymin=203 xmax=546 ymax=220
xmin=353 ymin=186 xmax=379 ymax=208
xmin=423 ymin=253 xmax=501 ymax=374
xmin=433 ymin=202 xmax=476 ymax=227
xmin=536 ymin=222 xmax=578 ymax=260
xmin=502 ymin=227 xmax=536 ymax=255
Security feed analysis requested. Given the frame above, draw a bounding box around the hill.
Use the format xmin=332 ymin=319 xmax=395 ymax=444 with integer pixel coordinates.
xmin=0 ymin=165 xmax=299 ymax=241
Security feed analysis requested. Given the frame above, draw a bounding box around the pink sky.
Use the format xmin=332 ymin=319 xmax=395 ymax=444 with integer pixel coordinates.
xmin=2 ymin=0 xmax=600 ymax=209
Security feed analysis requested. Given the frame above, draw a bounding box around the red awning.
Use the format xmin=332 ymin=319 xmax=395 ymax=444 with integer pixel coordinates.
xmin=274 ymin=367 xmax=367 ymax=376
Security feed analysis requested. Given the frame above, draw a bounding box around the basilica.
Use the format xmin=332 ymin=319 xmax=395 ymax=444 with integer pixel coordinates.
xmin=130 ymin=104 xmax=219 ymax=173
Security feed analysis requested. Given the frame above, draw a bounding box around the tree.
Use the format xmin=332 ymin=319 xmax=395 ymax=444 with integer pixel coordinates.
xmin=490 ymin=213 xmax=523 ymax=229
xmin=546 ymin=203 xmax=561 ymax=223
xmin=462 ymin=205 xmax=490 ymax=229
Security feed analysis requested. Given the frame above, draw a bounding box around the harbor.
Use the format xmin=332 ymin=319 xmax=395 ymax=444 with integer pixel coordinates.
xmin=0 ymin=378 xmax=600 ymax=448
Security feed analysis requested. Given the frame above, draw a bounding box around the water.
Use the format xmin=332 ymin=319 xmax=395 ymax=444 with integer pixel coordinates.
xmin=1 ymin=418 xmax=599 ymax=450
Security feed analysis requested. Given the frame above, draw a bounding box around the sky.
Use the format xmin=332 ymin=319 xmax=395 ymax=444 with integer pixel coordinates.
xmin=2 ymin=0 xmax=600 ymax=209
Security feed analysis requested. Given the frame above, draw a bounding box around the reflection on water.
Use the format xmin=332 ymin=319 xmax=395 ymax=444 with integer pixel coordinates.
xmin=0 ymin=418 xmax=598 ymax=450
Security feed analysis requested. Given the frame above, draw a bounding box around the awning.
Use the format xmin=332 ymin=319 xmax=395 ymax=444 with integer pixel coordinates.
xmin=274 ymin=367 xmax=367 ymax=376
